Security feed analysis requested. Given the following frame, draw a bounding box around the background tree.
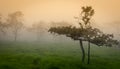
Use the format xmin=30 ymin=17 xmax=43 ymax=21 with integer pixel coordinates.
xmin=0 ymin=15 xmax=5 ymax=34
xmin=48 ymin=6 xmax=118 ymax=64
xmin=0 ymin=14 xmax=8 ymax=35
xmin=7 ymin=11 xmax=24 ymax=41
xmin=28 ymin=21 xmax=47 ymax=41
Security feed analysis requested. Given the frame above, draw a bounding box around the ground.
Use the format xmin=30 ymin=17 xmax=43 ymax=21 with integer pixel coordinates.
xmin=0 ymin=40 xmax=120 ymax=69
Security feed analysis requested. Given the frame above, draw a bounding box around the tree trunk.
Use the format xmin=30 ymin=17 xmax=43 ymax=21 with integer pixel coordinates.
xmin=87 ymin=40 xmax=90 ymax=64
xmin=14 ymin=32 xmax=17 ymax=41
xmin=79 ymin=39 xmax=85 ymax=63
xmin=14 ymin=30 xmax=18 ymax=42
xmin=36 ymin=33 xmax=39 ymax=42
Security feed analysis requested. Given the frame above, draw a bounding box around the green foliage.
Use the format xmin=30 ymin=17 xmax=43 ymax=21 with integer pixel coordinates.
xmin=0 ymin=41 xmax=120 ymax=69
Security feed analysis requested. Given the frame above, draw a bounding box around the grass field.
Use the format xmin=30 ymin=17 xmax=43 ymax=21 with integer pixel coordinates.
xmin=0 ymin=40 xmax=120 ymax=69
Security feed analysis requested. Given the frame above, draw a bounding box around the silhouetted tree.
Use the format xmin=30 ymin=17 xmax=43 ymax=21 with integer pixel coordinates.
xmin=82 ymin=27 xmax=118 ymax=64
xmin=75 ymin=6 xmax=95 ymax=63
xmin=49 ymin=21 xmax=72 ymax=42
xmin=7 ymin=11 xmax=24 ymax=41
xmin=48 ymin=6 xmax=118 ymax=64
xmin=49 ymin=6 xmax=94 ymax=63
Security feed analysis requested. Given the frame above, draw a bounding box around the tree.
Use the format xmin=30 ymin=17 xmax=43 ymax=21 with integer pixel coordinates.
xmin=0 ymin=15 xmax=5 ymax=33
xmin=48 ymin=6 xmax=118 ymax=64
xmin=0 ymin=14 xmax=8 ymax=34
xmin=49 ymin=21 xmax=72 ymax=42
xmin=7 ymin=11 xmax=24 ymax=41
xmin=75 ymin=6 xmax=95 ymax=63
xmin=82 ymin=27 xmax=118 ymax=64
xmin=28 ymin=21 xmax=47 ymax=41
xmin=49 ymin=6 xmax=94 ymax=63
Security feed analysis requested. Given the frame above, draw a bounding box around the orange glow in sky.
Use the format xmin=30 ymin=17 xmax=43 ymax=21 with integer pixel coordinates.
xmin=0 ymin=0 xmax=120 ymax=33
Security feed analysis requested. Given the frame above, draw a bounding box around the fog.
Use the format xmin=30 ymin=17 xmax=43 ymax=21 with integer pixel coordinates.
xmin=0 ymin=20 xmax=73 ymax=42
xmin=0 ymin=0 xmax=120 ymax=41
xmin=0 ymin=20 xmax=120 ymax=42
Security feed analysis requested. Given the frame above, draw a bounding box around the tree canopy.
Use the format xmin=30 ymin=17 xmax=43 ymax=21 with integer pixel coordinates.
xmin=48 ymin=6 xmax=118 ymax=64
xmin=7 ymin=11 xmax=24 ymax=41
xmin=49 ymin=6 xmax=118 ymax=47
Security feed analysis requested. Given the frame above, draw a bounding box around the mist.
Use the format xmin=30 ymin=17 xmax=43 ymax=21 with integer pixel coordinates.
xmin=0 ymin=0 xmax=120 ymax=69
xmin=0 ymin=0 xmax=120 ymax=42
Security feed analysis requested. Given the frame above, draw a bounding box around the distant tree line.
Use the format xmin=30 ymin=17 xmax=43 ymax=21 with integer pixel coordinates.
xmin=0 ymin=11 xmax=71 ymax=41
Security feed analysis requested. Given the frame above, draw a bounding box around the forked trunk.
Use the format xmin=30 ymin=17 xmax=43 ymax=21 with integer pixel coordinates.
xmin=79 ymin=39 xmax=85 ymax=63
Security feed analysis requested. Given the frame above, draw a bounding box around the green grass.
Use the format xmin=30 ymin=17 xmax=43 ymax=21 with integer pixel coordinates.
xmin=0 ymin=40 xmax=120 ymax=69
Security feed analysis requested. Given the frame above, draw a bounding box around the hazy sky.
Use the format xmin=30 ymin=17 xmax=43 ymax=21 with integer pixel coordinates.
xmin=0 ymin=0 xmax=120 ymax=34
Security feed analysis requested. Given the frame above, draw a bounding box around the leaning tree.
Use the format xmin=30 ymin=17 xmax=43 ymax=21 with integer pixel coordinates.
xmin=48 ymin=6 xmax=118 ymax=64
